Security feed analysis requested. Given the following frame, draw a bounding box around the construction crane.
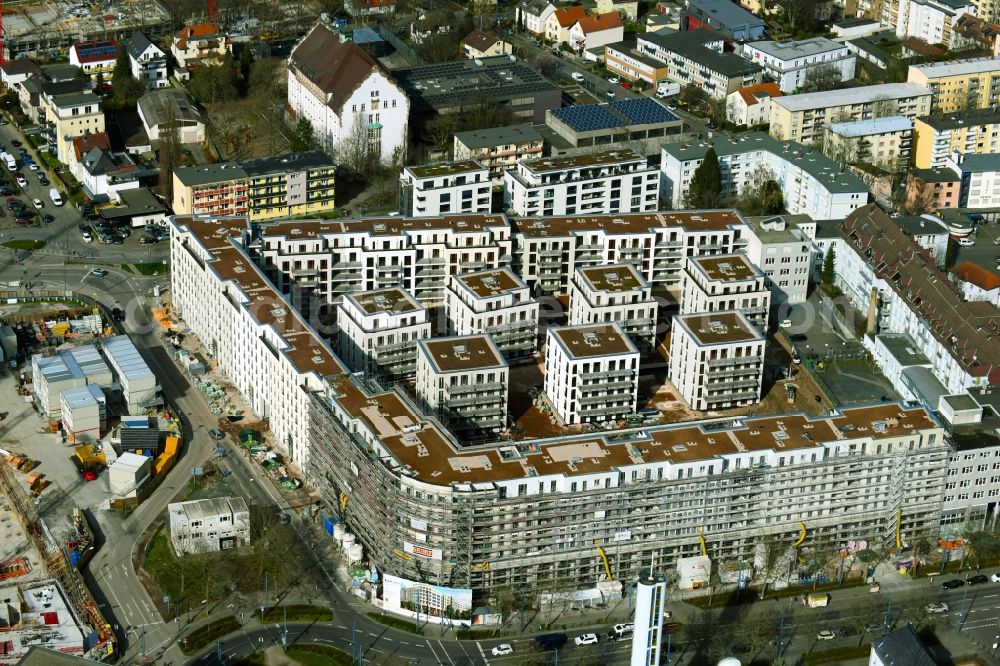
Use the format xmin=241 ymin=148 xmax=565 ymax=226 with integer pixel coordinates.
xmin=1 ymin=0 xmax=5 ymax=66
xmin=207 ymin=0 xmax=217 ymax=24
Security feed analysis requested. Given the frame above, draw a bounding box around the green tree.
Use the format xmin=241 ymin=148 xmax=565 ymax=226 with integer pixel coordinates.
xmin=158 ymin=98 xmax=182 ymax=202
xmin=822 ymin=246 xmax=836 ymax=285
xmin=683 ymin=147 xmax=724 ymax=208
xmin=111 ymin=45 xmax=145 ymax=110
xmin=289 ymin=117 xmax=315 ymax=152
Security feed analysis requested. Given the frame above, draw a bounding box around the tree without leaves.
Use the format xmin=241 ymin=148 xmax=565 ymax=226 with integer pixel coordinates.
xmin=678 ymin=83 xmax=708 ymax=111
xmin=334 ymin=110 xmax=377 ymax=176
xmin=188 ymin=55 xmax=240 ymax=105
xmin=684 ymin=147 xmax=725 ymax=209
xmin=158 ymin=98 xmax=182 ymax=202
xmin=800 ymin=64 xmax=843 ymax=93
xmin=780 ymin=0 xmax=819 ymax=33
xmin=738 ymin=165 xmax=784 ymax=215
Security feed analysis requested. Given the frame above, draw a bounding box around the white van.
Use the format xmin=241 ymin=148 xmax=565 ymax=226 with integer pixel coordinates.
xmin=656 ymin=82 xmax=679 ymax=99
xmin=571 ymin=72 xmax=585 ymax=82
xmin=49 ymin=188 xmax=63 ymax=206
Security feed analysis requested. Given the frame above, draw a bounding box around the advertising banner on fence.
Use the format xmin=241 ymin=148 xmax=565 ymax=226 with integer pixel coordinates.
xmin=382 ymin=574 xmax=472 ymax=623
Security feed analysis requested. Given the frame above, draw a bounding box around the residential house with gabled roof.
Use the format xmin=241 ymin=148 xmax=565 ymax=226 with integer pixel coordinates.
xmin=171 ymin=23 xmax=230 ymax=80
xmin=73 ymin=147 xmax=142 ymax=202
xmin=461 ymin=29 xmax=513 ymax=58
xmin=726 ymin=82 xmax=782 ymax=126
xmin=0 ymin=59 xmax=41 ymax=88
xmin=516 ymin=0 xmax=556 ymax=35
xmin=545 ymin=5 xmax=586 ymax=43
xmin=68 ymin=40 xmax=117 ymax=81
xmin=126 ymin=31 xmax=168 ymax=89
xmin=568 ymin=12 xmax=624 ymax=52
xmin=287 ymin=23 xmax=409 ymax=163
xmin=955 ymin=260 xmax=1000 ymax=306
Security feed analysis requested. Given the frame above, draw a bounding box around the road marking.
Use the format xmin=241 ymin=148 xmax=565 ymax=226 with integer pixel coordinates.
xmin=439 ymin=639 xmax=455 ymax=665
xmin=478 ymin=641 xmax=491 ymax=665
xmin=425 ymin=639 xmax=445 ymax=664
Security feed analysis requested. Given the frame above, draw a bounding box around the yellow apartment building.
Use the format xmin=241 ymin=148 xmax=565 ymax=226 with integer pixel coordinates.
xmin=907 ymin=57 xmax=1000 ymax=113
xmin=913 ymin=109 xmax=1000 ymax=168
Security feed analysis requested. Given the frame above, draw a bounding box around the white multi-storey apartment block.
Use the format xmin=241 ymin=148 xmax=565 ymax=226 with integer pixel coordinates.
xmin=888 ymin=0 xmax=974 ymax=46
xmin=416 ymin=335 xmax=509 ymax=437
xmin=513 ymin=210 xmax=750 ymax=295
xmin=544 ymin=323 xmax=640 ymax=425
xmin=741 ymin=37 xmax=856 ymax=94
xmin=744 ymin=215 xmax=814 ymax=306
xmin=568 ymin=264 xmax=658 ymax=353
xmin=680 ymin=254 xmax=771 ymax=328
xmin=942 ymin=432 xmax=1000 ymax=536
xmin=169 ymin=215 xmax=956 ymax=605
xmin=446 ymin=268 xmax=539 ymax=363
xmin=398 ymin=160 xmax=492 ymax=217
xmin=945 ymin=152 xmax=1000 ymax=208
xmin=503 ymin=149 xmax=659 ymax=217
xmin=288 ymin=23 xmax=409 ymax=162
xmin=661 ymin=133 xmax=868 ymax=220
xmin=669 ymin=311 xmax=765 ymax=411
xmin=337 ymin=288 xmax=431 ymax=380
xmin=168 ymin=497 xmax=251 ymax=555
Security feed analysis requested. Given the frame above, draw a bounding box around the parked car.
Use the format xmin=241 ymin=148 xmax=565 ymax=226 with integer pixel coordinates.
xmin=139 ymin=236 xmax=156 ymax=245
xmin=941 ymin=579 xmax=964 ymax=590
xmin=991 ymin=572 xmax=1000 ymax=583
xmin=780 ymin=319 xmax=793 ymax=328
xmin=490 ymin=644 xmax=513 ymax=656
xmin=925 ymin=602 xmax=949 ymax=614
xmin=111 ymin=307 xmax=125 ymax=322
xmin=574 ymin=633 xmax=598 ymax=646
xmin=607 ymin=76 xmax=620 ymax=83
xmin=81 ymin=231 xmax=92 ymax=243
xmin=41 ymin=214 xmax=54 ymax=223
xmin=31 ymin=198 xmax=43 ymax=209
xmin=571 ymin=72 xmax=585 ymax=82
xmin=27 ymin=163 xmax=38 ymax=171
xmin=15 ymin=176 xmax=26 ymax=187
xmin=957 ymin=238 xmax=975 ymax=246
xmin=816 ymin=630 xmax=836 ymax=641
xmin=14 ymin=217 xmax=31 ymax=226
xmin=790 ymin=333 xmax=808 ymax=342
xmin=11 ymin=140 xmax=22 ymax=147
xmin=967 ymin=574 xmax=989 ymax=585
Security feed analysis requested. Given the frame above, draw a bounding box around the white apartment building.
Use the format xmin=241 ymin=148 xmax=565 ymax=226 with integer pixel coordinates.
xmin=945 ymin=152 xmax=1000 ymax=208
xmin=337 ymin=288 xmax=431 ymax=380
xmin=288 ymin=23 xmax=409 ymax=163
xmin=744 ymin=214 xmax=815 ymax=305
xmin=832 ymin=204 xmax=1000 ymax=395
xmin=168 ymin=497 xmax=250 ymax=555
xmin=415 ymin=335 xmax=509 ymax=437
xmin=513 ymin=210 xmax=750 ymax=295
xmin=680 ymin=254 xmax=771 ymax=328
xmin=669 ymin=310 xmax=765 ymax=411
xmin=741 ymin=37 xmax=856 ymax=94
xmin=503 ymin=149 xmax=659 ymax=217
xmin=516 ymin=0 xmax=556 ymax=35
xmin=568 ymin=264 xmax=659 ymax=353
xmin=398 ymin=160 xmax=492 ymax=217
xmin=941 ymin=435 xmax=1000 ymax=536
xmin=544 ymin=323 xmax=639 ymax=425
xmin=888 ymin=0 xmax=974 ymax=45
xmin=769 ymin=83 xmax=933 ymax=145
xmin=446 ymin=268 xmax=539 ymax=363
xmin=126 ymin=31 xmax=168 ymax=89
xmin=170 ymin=214 xmax=956 ymax=603
xmin=660 ymin=132 xmax=868 ymax=220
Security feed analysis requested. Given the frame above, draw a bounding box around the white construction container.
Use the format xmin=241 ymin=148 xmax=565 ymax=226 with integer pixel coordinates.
xmin=108 ymin=452 xmax=152 ymax=498
xmin=64 ymin=344 xmax=114 ymax=388
xmin=60 ymin=384 xmax=106 ymax=442
xmin=101 ymin=336 xmax=158 ymax=414
xmin=31 ymin=353 xmax=86 ymax=419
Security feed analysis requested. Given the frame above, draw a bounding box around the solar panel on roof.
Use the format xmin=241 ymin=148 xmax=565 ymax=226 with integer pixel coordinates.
xmin=610 ymin=98 xmax=679 ymax=125
xmin=552 ymin=105 xmax=622 ymax=132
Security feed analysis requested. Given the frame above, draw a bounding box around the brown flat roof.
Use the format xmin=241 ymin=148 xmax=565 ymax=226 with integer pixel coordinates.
xmin=675 ymin=311 xmax=764 ymax=345
xmin=262 ymin=213 xmax=510 ymax=238
xmin=454 ymin=268 xmax=526 ymax=299
xmin=522 ymin=148 xmax=644 ymax=173
xmin=550 ymin=323 xmax=638 ymax=359
xmin=578 ymin=263 xmax=646 ymax=292
xmin=419 ymin=335 xmax=507 ymax=373
xmin=693 ymin=254 xmax=760 ymax=282
xmin=346 ymin=288 xmax=422 ymax=315
xmin=514 ymin=210 xmax=746 ymax=237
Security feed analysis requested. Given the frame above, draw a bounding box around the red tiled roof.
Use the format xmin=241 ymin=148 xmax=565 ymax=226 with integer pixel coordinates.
xmin=576 ymin=12 xmax=623 ymax=34
xmin=71 ymin=132 xmax=111 ymax=162
xmin=737 ymin=82 xmax=782 ymax=106
xmin=554 ymin=6 xmax=586 ymax=27
xmin=290 ymin=24 xmax=385 ymax=115
xmin=175 ymin=23 xmax=222 ymax=49
xmin=462 ymin=28 xmax=501 ymax=52
xmin=956 ymin=261 xmax=1000 ymax=292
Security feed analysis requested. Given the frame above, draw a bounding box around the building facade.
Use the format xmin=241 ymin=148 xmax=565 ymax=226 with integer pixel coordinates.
xmin=741 ymin=37 xmax=856 ymax=94
xmin=42 ymin=91 xmax=105 ymax=164
xmin=569 ymin=264 xmax=658 ymax=353
xmin=661 ymin=133 xmax=869 ymax=220
xmin=946 ymin=152 xmax=1000 ymax=208
xmin=68 ymin=40 xmax=117 ymax=80
xmin=446 ymin=268 xmax=539 ymax=363
xmin=768 ymin=83 xmax=933 ymax=145
xmin=337 ymin=288 xmax=431 ymax=380
xmin=680 ymin=254 xmax=771 ymax=328
xmin=822 ymin=116 xmax=914 ymax=169
xmin=415 ymin=335 xmax=509 ymax=437
xmin=504 ymin=149 xmax=659 ymax=217
xmin=907 ymin=57 xmax=1000 ymax=113
xmin=168 ymin=497 xmax=251 ymax=555
xmin=635 ymin=30 xmax=764 ymax=100
xmin=453 ymin=124 xmax=544 ymax=186
xmin=172 ymin=151 xmax=336 ymax=221
xmin=287 ymin=23 xmax=409 ymax=162
xmin=913 ymin=109 xmax=1000 ymax=168
xmin=544 ymin=323 xmax=640 ymax=425
xmin=887 ymin=0 xmax=974 ymax=45
xmin=126 ymin=31 xmax=168 ymax=89
xmin=744 ymin=215 xmax=814 ymax=306
xmin=171 ymin=23 xmax=230 ymax=79
xmin=398 ymin=160 xmax=492 ymax=217
xmin=726 ymin=83 xmax=783 ymax=127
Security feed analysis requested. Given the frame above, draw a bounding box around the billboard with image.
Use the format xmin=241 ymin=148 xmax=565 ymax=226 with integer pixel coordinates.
xmin=382 ymin=574 xmax=472 ymax=623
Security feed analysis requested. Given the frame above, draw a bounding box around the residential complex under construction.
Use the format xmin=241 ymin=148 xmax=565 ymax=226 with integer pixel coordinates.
xmin=168 ymin=211 xmax=973 ymax=603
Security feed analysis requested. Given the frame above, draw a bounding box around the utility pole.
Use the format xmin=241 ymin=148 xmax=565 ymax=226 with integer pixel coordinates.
xmin=282 ymin=604 xmax=288 ymax=649
xmin=882 ymin=600 xmax=892 ymax=637
xmin=776 ymin=616 xmax=785 ymax=659
xmin=958 ymin=587 xmax=971 ymax=631
xmin=665 ymin=632 xmax=672 ymax=665
xmin=216 ymin=640 xmax=222 ymax=663
xmin=140 ymin=626 xmax=146 ymax=663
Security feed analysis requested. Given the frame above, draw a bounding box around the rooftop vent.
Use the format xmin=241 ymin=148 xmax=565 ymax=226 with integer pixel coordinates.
xmin=583 ymin=332 xmax=600 ymax=346
xmin=453 ymin=344 xmax=469 ymax=356
xmin=708 ymin=320 xmax=728 ymax=334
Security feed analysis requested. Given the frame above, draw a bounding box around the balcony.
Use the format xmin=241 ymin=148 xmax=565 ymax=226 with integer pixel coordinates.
xmin=706 ymin=355 xmax=762 ymax=368
xmin=581 ymin=368 xmax=634 ymax=381
xmin=579 ymin=404 xmax=630 ymax=417
xmin=705 ymin=378 xmax=759 ymax=391
xmin=447 ymin=382 xmax=506 ymax=396
xmin=705 ymin=390 xmax=758 ymax=403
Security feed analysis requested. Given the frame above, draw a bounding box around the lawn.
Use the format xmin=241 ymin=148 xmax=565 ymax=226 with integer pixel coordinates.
xmin=2 ymin=239 xmax=46 ymax=251
xmin=131 ymin=261 xmax=169 ymax=276
xmin=180 ymin=616 xmax=240 ymax=654
xmin=366 ymin=612 xmax=422 ymax=634
xmin=234 ymin=645 xmax=352 ymax=666
xmin=261 ymin=605 xmax=332 ymax=623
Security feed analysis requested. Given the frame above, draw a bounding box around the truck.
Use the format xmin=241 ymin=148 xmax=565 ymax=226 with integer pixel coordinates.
xmin=804 ymin=593 xmax=829 ymax=608
xmin=1 ymin=152 xmax=15 ymax=171
xmin=48 ymin=188 xmax=63 ymax=206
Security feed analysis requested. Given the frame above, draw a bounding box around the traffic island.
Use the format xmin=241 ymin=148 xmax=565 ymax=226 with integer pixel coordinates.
xmin=179 ymin=615 xmax=240 ymax=655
